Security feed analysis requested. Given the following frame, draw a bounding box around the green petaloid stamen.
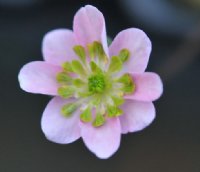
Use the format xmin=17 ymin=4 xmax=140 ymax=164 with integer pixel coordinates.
xmin=80 ymin=107 xmax=92 ymax=122
xmin=61 ymin=103 xmax=78 ymax=117
xmin=73 ymin=78 xmax=85 ymax=88
xmin=88 ymin=41 xmax=108 ymax=63
xmin=119 ymin=49 xmax=130 ymax=63
xmin=108 ymin=56 xmax=122 ymax=73
xmin=93 ymin=41 xmax=108 ymax=63
xmin=56 ymin=72 xmax=72 ymax=83
xmin=62 ymin=62 xmax=73 ymax=72
xmin=111 ymin=95 xmax=124 ymax=106
xmin=117 ymin=73 xmax=132 ymax=84
xmin=71 ymin=60 xmax=87 ymax=76
xmin=56 ymin=41 xmax=133 ymax=127
xmin=107 ymin=106 xmax=123 ymax=118
xmin=87 ymin=43 xmax=95 ymax=60
xmin=90 ymin=61 xmax=102 ymax=73
xmin=92 ymin=113 xmax=105 ymax=127
xmin=57 ymin=86 xmax=75 ymax=98
xmin=73 ymin=45 xmax=86 ymax=63
xmin=117 ymin=73 xmax=135 ymax=94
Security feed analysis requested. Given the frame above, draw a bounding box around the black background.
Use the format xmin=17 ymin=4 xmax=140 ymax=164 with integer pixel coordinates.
xmin=0 ymin=0 xmax=200 ymax=171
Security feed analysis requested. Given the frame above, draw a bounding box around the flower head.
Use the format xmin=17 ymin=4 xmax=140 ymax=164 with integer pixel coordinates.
xmin=18 ymin=5 xmax=163 ymax=159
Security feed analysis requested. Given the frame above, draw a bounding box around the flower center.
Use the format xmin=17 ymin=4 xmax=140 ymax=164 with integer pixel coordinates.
xmin=56 ymin=41 xmax=135 ymax=127
xmin=88 ymin=74 xmax=106 ymax=93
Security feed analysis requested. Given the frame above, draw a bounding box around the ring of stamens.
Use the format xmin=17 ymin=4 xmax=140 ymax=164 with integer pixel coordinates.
xmin=56 ymin=41 xmax=135 ymax=127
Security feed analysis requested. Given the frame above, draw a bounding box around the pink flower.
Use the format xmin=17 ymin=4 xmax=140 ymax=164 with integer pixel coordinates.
xmin=18 ymin=5 xmax=163 ymax=159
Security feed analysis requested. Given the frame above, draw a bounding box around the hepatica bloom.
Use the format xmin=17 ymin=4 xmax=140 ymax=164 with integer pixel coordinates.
xmin=18 ymin=5 xmax=163 ymax=159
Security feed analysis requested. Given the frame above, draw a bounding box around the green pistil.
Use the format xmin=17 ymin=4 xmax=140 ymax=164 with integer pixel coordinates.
xmin=56 ymin=41 xmax=134 ymax=127
xmin=88 ymin=74 xmax=106 ymax=93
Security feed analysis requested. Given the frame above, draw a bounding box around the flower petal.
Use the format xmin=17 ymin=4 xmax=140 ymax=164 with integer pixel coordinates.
xmin=73 ymin=5 xmax=108 ymax=55
xmin=42 ymin=29 xmax=77 ymax=66
xmin=80 ymin=118 xmax=121 ymax=159
xmin=18 ymin=61 xmax=61 ymax=95
xmin=41 ymin=97 xmax=80 ymax=144
xmin=109 ymin=28 xmax=151 ymax=73
xmin=125 ymin=72 xmax=163 ymax=101
xmin=120 ymin=100 xmax=155 ymax=134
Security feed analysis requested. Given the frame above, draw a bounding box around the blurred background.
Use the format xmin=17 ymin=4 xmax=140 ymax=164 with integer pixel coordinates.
xmin=0 ymin=0 xmax=200 ymax=171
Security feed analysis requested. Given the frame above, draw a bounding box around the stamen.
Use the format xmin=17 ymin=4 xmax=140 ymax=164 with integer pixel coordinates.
xmin=107 ymin=105 xmax=123 ymax=118
xmin=111 ymin=95 xmax=124 ymax=106
xmin=90 ymin=61 xmax=103 ymax=73
xmin=71 ymin=60 xmax=87 ymax=76
xmin=118 ymin=49 xmax=130 ymax=63
xmin=80 ymin=106 xmax=92 ymax=122
xmin=87 ymin=43 xmax=95 ymax=60
xmin=90 ymin=95 xmax=102 ymax=106
xmin=73 ymin=78 xmax=86 ymax=88
xmin=117 ymin=73 xmax=135 ymax=94
xmin=108 ymin=56 xmax=122 ymax=73
xmin=117 ymin=73 xmax=132 ymax=84
xmin=93 ymin=41 xmax=108 ymax=63
xmin=56 ymin=72 xmax=72 ymax=83
xmin=122 ymin=84 xmax=135 ymax=94
xmin=92 ymin=113 xmax=105 ymax=127
xmin=57 ymin=86 xmax=75 ymax=98
xmin=73 ymin=45 xmax=86 ymax=63
xmin=78 ymin=91 xmax=93 ymax=98
xmin=61 ymin=103 xmax=78 ymax=117
xmin=87 ymin=41 xmax=108 ymax=64
xmin=62 ymin=62 xmax=73 ymax=72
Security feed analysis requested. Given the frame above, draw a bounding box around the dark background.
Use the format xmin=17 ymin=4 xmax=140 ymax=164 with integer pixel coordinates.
xmin=0 ymin=0 xmax=200 ymax=171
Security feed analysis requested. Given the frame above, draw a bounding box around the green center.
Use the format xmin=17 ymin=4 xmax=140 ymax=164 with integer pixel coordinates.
xmin=56 ymin=41 xmax=135 ymax=127
xmin=88 ymin=74 xmax=106 ymax=93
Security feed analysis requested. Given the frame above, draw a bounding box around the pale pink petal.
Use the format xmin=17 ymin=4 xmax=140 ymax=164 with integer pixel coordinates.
xmin=18 ymin=61 xmax=61 ymax=95
xmin=73 ymin=5 xmax=108 ymax=55
xmin=120 ymin=100 xmax=155 ymax=134
xmin=41 ymin=97 xmax=80 ymax=144
xmin=125 ymin=72 xmax=163 ymax=101
xmin=80 ymin=118 xmax=121 ymax=159
xmin=109 ymin=28 xmax=151 ymax=73
xmin=42 ymin=29 xmax=77 ymax=66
